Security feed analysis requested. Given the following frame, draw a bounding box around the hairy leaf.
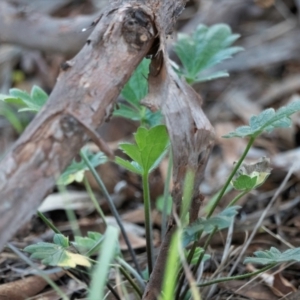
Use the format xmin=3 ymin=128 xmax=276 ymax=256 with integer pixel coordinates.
xmin=174 ymin=24 xmax=242 ymax=84
xmin=121 ymin=59 xmax=150 ymax=105
xmin=224 ymin=100 xmax=300 ymax=138
xmin=71 ymin=231 xmax=103 ymax=255
xmin=244 ymin=247 xmax=300 ymax=265
xmin=182 ymin=206 xmax=240 ymax=247
xmin=24 ymin=234 xmax=91 ymax=268
xmin=114 ymin=59 xmax=162 ymax=127
xmin=3 ymin=86 xmax=48 ymax=112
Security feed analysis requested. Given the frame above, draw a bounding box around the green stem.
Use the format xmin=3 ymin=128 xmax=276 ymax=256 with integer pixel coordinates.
xmin=162 ymin=150 xmax=173 ymax=238
xmin=37 ymin=211 xmax=61 ymax=234
xmin=116 ymin=257 xmax=146 ymax=290
xmin=175 ymin=231 xmax=203 ymax=300
xmin=142 ymin=173 xmax=154 ymax=275
xmin=206 ymin=136 xmax=255 ymax=218
xmin=80 ymin=150 xmax=142 ymax=276
xmin=192 ymin=227 xmax=218 ymax=275
xmin=227 ymin=189 xmax=250 ymax=207
xmin=197 ymin=263 xmax=276 ymax=287
xmin=83 ymin=176 xmax=107 ymax=226
xmin=180 ymin=227 xmax=218 ymax=300
xmin=57 ymin=184 xmax=82 ymax=237
xmin=119 ymin=267 xmax=143 ymax=298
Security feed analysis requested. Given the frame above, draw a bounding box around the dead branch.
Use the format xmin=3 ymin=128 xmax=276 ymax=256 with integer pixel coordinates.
xmin=141 ymin=41 xmax=215 ymax=300
xmin=0 ymin=1 xmax=98 ymax=57
xmin=0 ymin=1 xmax=156 ymax=251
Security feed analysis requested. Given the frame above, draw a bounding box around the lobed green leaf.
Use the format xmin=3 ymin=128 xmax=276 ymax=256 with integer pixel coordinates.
xmin=244 ymin=247 xmax=300 ymax=265
xmin=71 ymin=231 xmax=103 ymax=255
xmin=224 ymin=100 xmax=300 ymax=138
xmin=24 ymin=235 xmax=91 ymax=268
xmin=116 ymin=125 xmax=169 ymax=175
xmin=182 ymin=206 xmax=240 ymax=247
xmin=174 ymin=24 xmax=242 ymax=84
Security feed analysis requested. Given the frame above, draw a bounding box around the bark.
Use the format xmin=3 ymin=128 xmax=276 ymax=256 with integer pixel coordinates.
xmin=0 ymin=0 xmax=155 ymax=251
xmin=141 ymin=37 xmax=215 ymax=300
xmin=0 ymin=1 xmax=98 ymax=57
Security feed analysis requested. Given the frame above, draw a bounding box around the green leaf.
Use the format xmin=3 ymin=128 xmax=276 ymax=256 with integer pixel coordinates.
xmin=195 ymin=70 xmax=229 ymax=83
xmin=71 ymin=232 xmax=103 ymax=255
xmin=113 ymin=103 xmax=141 ymax=120
xmin=231 ymin=157 xmax=271 ymax=191
xmin=182 ymin=206 xmax=240 ymax=247
xmin=116 ymin=125 xmax=169 ymax=175
xmin=119 ymin=143 xmax=142 ymax=165
xmin=143 ymin=109 xmax=163 ymax=127
xmin=114 ymin=59 xmax=162 ymax=127
xmin=186 ymin=247 xmax=211 ymax=265
xmin=30 ymin=85 xmax=49 ymax=108
xmin=24 ymin=234 xmax=91 ymax=268
xmin=223 ymin=100 xmax=300 ymax=138
xmin=0 ymin=102 xmax=24 ymax=134
xmin=231 ymin=174 xmax=257 ymax=191
xmin=2 ymin=86 xmax=49 ymax=112
xmin=174 ymin=24 xmax=242 ymax=83
xmin=89 ymin=226 xmax=119 ymax=300
xmin=115 ymin=157 xmax=143 ymax=174
xmin=57 ymin=148 xmax=107 ymax=185
xmin=53 ymin=234 xmax=69 ymax=248
xmin=121 ymin=59 xmax=150 ymax=105
xmin=160 ymin=231 xmax=181 ymax=300
xmin=244 ymin=247 xmax=300 ymax=265
xmin=156 ymin=195 xmax=172 ymax=215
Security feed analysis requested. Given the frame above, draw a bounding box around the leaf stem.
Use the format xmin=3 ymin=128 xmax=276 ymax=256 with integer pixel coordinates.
xmin=175 ymin=230 xmax=203 ymax=300
xmin=206 ymin=136 xmax=255 ymax=218
xmin=180 ymin=226 xmax=218 ymax=300
xmin=116 ymin=257 xmax=146 ymax=290
xmin=162 ymin=150 xmax=173 ymax=238
xmin=83 ymin=176 xmax=107 ymax=226
xmin=119 ymin=266 xmax=143 ymax=298
xmin=197 ymin=263 xmax=276 ymax=287
xmin=227 ymin=189 xmax=250 ymax=207
xmin=142 ymin=173 xmax=154 ymax=275
xmin=37 ymin=211 xmax=61 ymax=234
xmin=80 ymin=150 xmax=142 ymax=276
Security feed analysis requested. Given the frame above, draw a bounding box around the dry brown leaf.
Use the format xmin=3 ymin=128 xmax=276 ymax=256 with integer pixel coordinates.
xmin=246 ymin=264 xmax=297 ymax=297
xmin=219 ymin=279 xmax=277 ymax=300
xmin=38 ymin=191 xmax=93 ymax=213
xmin=0 ymin=271 xmax=64 ymax=300
xmin=122 ymin=207 xmax=162 ymax=227
xmin=119 ymin=231 xmax=146 ymax=250
xmin=254 ymin=0 xmax=274 ymax=8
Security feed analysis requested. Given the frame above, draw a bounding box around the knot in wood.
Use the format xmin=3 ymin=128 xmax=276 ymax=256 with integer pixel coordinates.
xmin=122 ymin=8 xmax=153 ymax=50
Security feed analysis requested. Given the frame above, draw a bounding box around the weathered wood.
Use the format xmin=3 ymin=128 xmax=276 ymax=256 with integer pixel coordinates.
xmin=0 ymin=1 xmax=97 ymax=56
xmin=0 ymin=1 xmax=155 ymax=251
xmin=141 ymin=44 xmax=215 ymax=300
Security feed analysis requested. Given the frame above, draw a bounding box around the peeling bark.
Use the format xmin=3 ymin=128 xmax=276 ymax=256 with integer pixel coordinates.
xmin=141 ymin=54 xmax=215 ymax=300
xmin=0 ymin=1 xmax=155 ymax=251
